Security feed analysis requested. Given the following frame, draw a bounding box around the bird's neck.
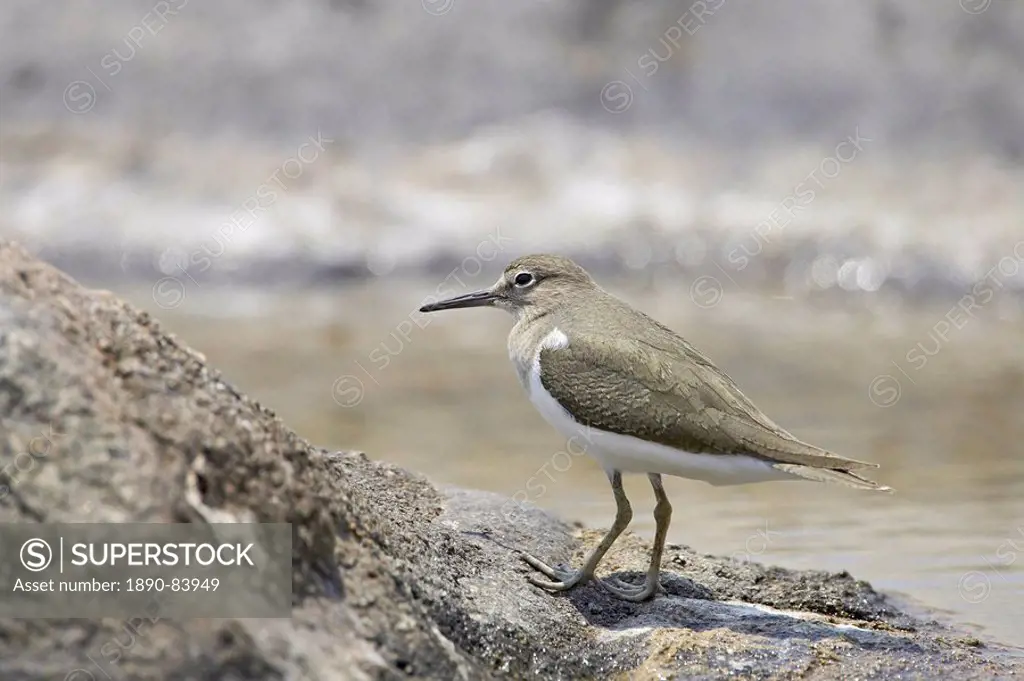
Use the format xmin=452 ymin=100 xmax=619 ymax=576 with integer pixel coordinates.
xmin=506 ymin=305 xmax=565 ymax=385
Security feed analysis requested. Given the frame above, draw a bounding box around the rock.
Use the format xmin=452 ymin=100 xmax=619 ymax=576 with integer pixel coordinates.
xmin=0 ymin=239 xmax=1020 ymax=680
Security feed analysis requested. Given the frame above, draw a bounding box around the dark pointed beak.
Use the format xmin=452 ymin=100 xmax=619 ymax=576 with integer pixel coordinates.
xmin=419 ymin=289 xmax=499 ymax=313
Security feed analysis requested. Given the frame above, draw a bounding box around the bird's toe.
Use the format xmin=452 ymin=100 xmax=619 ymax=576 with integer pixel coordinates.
xmin=522 ymin=552 xmax=567 ymax=579
xmin=522 ymin=552 xmax=587 ymax=590
xmin=527 ymin=574 xmax=579 ymax=591
xmin=600 ymin=577 xmax=659 ymax=601
xmin=606 ymin=576 xmax=643 ymax=591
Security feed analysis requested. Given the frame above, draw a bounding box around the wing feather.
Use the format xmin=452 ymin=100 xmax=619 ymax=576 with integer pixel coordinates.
xmin=539 ymin=334 xmax=877 ymax=472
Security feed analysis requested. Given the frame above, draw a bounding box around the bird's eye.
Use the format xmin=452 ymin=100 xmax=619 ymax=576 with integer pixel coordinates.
xmin=514 ymin=272 xmax=535 ymax=287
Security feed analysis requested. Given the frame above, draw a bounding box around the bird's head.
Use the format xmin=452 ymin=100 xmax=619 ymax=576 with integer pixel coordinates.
xmin=419 ymin=254 xmax=596 ymax=318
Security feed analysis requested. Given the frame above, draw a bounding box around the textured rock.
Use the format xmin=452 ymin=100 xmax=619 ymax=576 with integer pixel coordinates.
xmin=0 ymin=240 xmax=1020 ymax=680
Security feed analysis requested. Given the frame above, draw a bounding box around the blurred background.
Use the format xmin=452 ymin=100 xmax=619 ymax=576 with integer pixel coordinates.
xmin=2 ymin=0 xmax=1023 ymax=651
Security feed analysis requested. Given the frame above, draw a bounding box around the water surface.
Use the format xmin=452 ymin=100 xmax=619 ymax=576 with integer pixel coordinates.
xmin=110 ymin=278 xmax=1024 ymax=651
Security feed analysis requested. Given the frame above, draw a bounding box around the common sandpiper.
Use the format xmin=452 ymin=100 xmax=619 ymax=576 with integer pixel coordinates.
xmin=419 ymin=254 xmax=890 ymax=601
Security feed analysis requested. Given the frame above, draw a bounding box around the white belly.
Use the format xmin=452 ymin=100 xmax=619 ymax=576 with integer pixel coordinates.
xmin=519 ymin=329 xmax=796 ymax=486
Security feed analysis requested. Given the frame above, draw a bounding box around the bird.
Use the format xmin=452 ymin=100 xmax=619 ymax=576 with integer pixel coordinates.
xmin=419 ymin=254 xmax=891 ymax=601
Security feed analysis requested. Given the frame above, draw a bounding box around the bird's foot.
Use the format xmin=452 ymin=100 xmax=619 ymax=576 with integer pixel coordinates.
xmin=521 ymin=552 xmax=590 ymax=591
xmin=600 ymin=575 xmax=660 ymax=602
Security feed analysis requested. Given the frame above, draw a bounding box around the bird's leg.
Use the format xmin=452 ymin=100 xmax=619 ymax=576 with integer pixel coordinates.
xmin=602 ymin=473 xmax=671 ymax=601
xmin=523 ymin=470 xmax=633 ymax=592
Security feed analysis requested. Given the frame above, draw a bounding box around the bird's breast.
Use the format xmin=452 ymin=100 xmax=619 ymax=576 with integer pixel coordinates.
xmin=518 ymin=328 xmax=578 ymax=430
xmin=508 ymin=324 xmax=568 ymax=394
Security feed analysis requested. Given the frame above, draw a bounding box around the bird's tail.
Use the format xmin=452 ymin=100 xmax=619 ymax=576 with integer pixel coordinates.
xmin=772 ymin=463 xmax=894 ymax=492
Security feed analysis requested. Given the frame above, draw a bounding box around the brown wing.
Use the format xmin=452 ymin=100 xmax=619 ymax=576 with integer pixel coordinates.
xmin=538 ymin=334 xmax=877 ymax=471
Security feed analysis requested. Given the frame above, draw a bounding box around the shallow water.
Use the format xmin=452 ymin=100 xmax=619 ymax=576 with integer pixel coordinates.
xmin=111 ymin=278 xmax=1024 ymax=651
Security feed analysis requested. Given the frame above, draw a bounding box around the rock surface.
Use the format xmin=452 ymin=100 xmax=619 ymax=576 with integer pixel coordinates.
xmin=0 ymin=239 xmax=1020 ymax=680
